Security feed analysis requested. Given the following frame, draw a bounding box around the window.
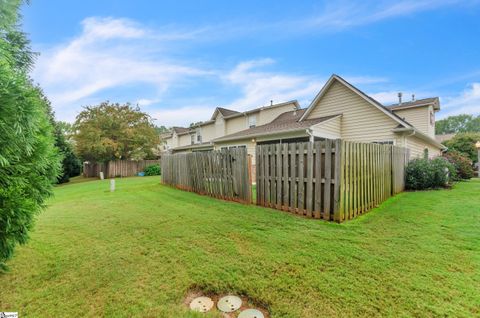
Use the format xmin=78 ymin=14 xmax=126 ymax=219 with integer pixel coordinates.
xmin=196 ymin=128 xmax=202 ymax=143
xmin=248 ymin=115 xmax=256 ymax=128
xmin=191 ymin=134 xmax=195 ymax=145
xmin=430 ymin=110 xmax=434 ymax=125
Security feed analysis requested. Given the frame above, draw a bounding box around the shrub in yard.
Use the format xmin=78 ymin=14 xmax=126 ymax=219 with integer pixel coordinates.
xmin=444 ymin=150 xmax=474 ymax=180
xmin=144 ymin=164 xmax=161 ymax=176
xmin=405 ymin=157 xmax=456 ymax=190
xmin=0 ymin=2 xmax=61 ymax=271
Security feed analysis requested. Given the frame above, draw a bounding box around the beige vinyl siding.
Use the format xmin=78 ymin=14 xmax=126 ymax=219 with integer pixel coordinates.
xmin=215 ymin=116 xmax=226 ymax=136
xmin=200 ymin=123 xmax=216 ymax=142
xmin=428 ymin=106 xmax=436 ymax=137
xmin=311 ymin=116 xmax=341 ymax=139
xmin=165 ymin=137 xmax=176 ymax=149
xmin=214 ymin=139 xmax=256 ymax=164
xmin=257 ymin=103 xmax=296 ymax=125
xmin=393 ymin=106 xmax=431 ymax=137
xmin=178 ymin=133 xmax=192 ymax=147
xmin=305 ymin=81 xmax=399 ymax=143
xmin=406 ymin=135 xmax=442 ymax=159
xmin=226 ymin=115 xmax=247 ymax=134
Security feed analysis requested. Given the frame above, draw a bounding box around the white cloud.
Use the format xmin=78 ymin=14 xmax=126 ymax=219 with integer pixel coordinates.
xmin=136 ymin=98 xmax=161 ymax=107
xmin=304 ymin=0 xmax=469 ymax=31
xmin=33 ymin=17 xmax=210 ymax=121
xmin=151 ymin=105 xmax=216 ymax=127
xmin=221 ymin=59 xmax=325 ymax=110
xmin=441 ymin=83 xmax=480 ymax=118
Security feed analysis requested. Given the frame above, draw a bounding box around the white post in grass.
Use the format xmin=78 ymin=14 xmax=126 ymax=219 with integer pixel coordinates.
xmin=476 ymin=141 xmax=480 ymax=177
xmin=110 ymin=179 xmax=115 ymax=192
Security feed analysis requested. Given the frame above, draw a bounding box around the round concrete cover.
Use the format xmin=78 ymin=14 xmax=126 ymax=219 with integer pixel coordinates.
xmin=217 ymin=295 xmax=242 ymax=312
xmin=189 ymin=296 xmax=214 ymax=312
xmin=238 ymin=309 xmax=265 ymax=318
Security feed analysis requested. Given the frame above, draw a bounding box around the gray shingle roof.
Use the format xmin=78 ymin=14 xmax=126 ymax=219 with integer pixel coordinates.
xmin=386 ymin=97 xmax=440 ymax=111
xmin=172 ymin=126 xmax=190 ymax=134
xmin=214 ymin=109 xmax=339 ymax=142
xmin=217 ymin=107 xmax=240 ymax=117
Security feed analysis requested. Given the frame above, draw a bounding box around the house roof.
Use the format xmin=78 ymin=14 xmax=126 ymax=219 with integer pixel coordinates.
xmin=171 ymin=142 xmax=214 ymax=152
xmin=386 ymin=97 xmax=440 ymax=111
xmin=214 ymin=109 xmax=339 ymax=142
xmin=171 ymin=126 xmax=190 ymax=135
xmin=435 ymin=133 xmax=455 ymax=143
xmin=300 ymin=74 xmax=414 ymax=130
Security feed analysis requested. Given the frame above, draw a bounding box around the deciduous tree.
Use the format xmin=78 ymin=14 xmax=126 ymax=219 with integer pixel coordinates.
xmin=74 ymin=102 xmax=159 ymax=162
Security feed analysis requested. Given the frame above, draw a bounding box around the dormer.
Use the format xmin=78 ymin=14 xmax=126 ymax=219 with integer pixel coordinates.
xmin=386 ymin=97 xmax=440 ymax=139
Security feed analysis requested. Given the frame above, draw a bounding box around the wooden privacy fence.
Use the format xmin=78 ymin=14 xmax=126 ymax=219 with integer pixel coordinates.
xmin=161 ymin=148 xmax=252 ymax=203
xmin=337 ymin=141 xmax=409 ymax=222
xmin=256 ymin=139 xmax=409 ymax=222
xmin=83 ymin=160 xmax=159 ymax=178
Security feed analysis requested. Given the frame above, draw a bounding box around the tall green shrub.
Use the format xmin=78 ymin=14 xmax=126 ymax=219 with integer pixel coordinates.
xmin=405 ymin=157 xmax=455 ymax=190
xmin=0 ymin=1 xmax=61 ymax=270
xmin=143 ymin=164 xmax=161 ymax=176
xmin=444 ymin=150 xmax=474 ymax=180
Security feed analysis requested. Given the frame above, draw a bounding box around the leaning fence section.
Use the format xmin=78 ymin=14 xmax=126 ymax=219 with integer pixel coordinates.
xmin=161 ymin=148 xmax=251 ymax=203
xmin=256 ymin=139 xmax=409 ymax=222
xmin=83 ymin=159 xmax=159 ymax=178
xmin=256 ymin=140 xmax=341 ymax=220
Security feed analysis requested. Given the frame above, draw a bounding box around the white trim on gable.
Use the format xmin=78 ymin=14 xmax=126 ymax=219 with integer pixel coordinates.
xmin=299 ymin=74 xmax=412 ymax=129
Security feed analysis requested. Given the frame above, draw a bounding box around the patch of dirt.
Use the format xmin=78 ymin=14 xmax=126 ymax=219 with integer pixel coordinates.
xmin=185 ymin=288 xmax=270 ymax=318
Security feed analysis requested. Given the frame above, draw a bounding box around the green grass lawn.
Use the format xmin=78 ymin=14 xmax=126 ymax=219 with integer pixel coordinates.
xmin=1 ymin=177 xmax=479 ymax=317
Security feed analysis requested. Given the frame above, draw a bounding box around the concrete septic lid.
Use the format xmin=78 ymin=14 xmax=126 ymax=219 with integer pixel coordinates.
xmin=217 ymin=295 xmax=242 ymax=312
xmin=189 ymin=296 xmax=214 ymax=313
xmin=238 ymin=309 xmax=265 ymax=318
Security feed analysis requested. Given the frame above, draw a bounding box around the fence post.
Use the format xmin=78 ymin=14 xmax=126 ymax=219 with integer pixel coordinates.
xmin=334 ymin=139 xmax=343 ymax=222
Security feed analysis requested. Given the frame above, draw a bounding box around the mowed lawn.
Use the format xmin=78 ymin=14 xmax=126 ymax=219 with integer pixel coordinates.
xmin=1 ymin=177 xmax=479 ymax=317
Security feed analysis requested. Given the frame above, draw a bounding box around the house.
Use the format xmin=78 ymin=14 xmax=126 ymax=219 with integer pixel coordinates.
xmin=162 ymin=74 xmax=446 ymax=178
xmin=435 ymin=133 xmax=456 ymax=144
xmin=160 ymin=101 xmax=298 ymax=153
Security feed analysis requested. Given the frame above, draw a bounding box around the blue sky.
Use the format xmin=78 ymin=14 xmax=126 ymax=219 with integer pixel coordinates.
xmin=22 ymin=0 xmax=480 ymax=127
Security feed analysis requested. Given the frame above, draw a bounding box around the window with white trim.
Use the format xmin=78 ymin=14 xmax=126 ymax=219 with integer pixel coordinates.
xmin=248 ymin=115 xmax=256 ymax=128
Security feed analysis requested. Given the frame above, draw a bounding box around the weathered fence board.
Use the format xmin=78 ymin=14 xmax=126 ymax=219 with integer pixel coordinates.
xmin=256 ymin=139 xmax=409 ymax=222
xmin=83 ymin=160 xmax=159 ymax=178
xmin=256 ymin=141 xmax=339 ymax=219
xmin=336 ymin=141 xmax=409 ymax=222
xmin=161 ymin=148 xmax=251 ymax=203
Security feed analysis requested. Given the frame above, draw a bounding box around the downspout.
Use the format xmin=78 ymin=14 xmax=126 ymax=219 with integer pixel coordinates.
xmin=306 ymin=128 xmax=314 ymax=143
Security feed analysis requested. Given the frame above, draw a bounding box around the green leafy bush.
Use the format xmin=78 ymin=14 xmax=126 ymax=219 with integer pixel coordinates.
xmin=444 ymin=150 xmax=474 ymax=180
xmin=406 ymin=157 xmax=456 ymax=190
xmin=144 ymin=164 xmax=161 ymax=176
xmin=443 ymin=132 xmax=480 ymax=163
xmin=0 ymin=2 xmax=61 ymax=271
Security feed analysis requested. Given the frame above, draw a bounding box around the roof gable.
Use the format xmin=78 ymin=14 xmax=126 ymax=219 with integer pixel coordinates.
xmin=299 ymin=74 xmax=412 ymax=129
xmin=210 ymin=107 xmax=240 ymax=120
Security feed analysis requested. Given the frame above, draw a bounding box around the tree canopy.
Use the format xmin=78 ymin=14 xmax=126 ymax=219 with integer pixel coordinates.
xmin=436 ymin=114 xmax=480 ymax=134
xmin=0 ymin=0 xmax=61 ymax=270
xmin=444 ymin=132 xmax=480 ymax=163
xmin=73 ymin=102 xmax=159 ymax=162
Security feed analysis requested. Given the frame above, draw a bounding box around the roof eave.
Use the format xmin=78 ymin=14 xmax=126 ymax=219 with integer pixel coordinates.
xmin=214 ymin=127 xmax=309 ymax=143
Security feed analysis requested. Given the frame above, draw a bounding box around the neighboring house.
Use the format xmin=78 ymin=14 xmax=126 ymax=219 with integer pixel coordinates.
xmin=162 ymin=74 xmax=445 ymax=177
xmin=161 ymin=101 xmax=298 ymax=153
xmin=435 ymin=133 xmax=456 ymax=144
